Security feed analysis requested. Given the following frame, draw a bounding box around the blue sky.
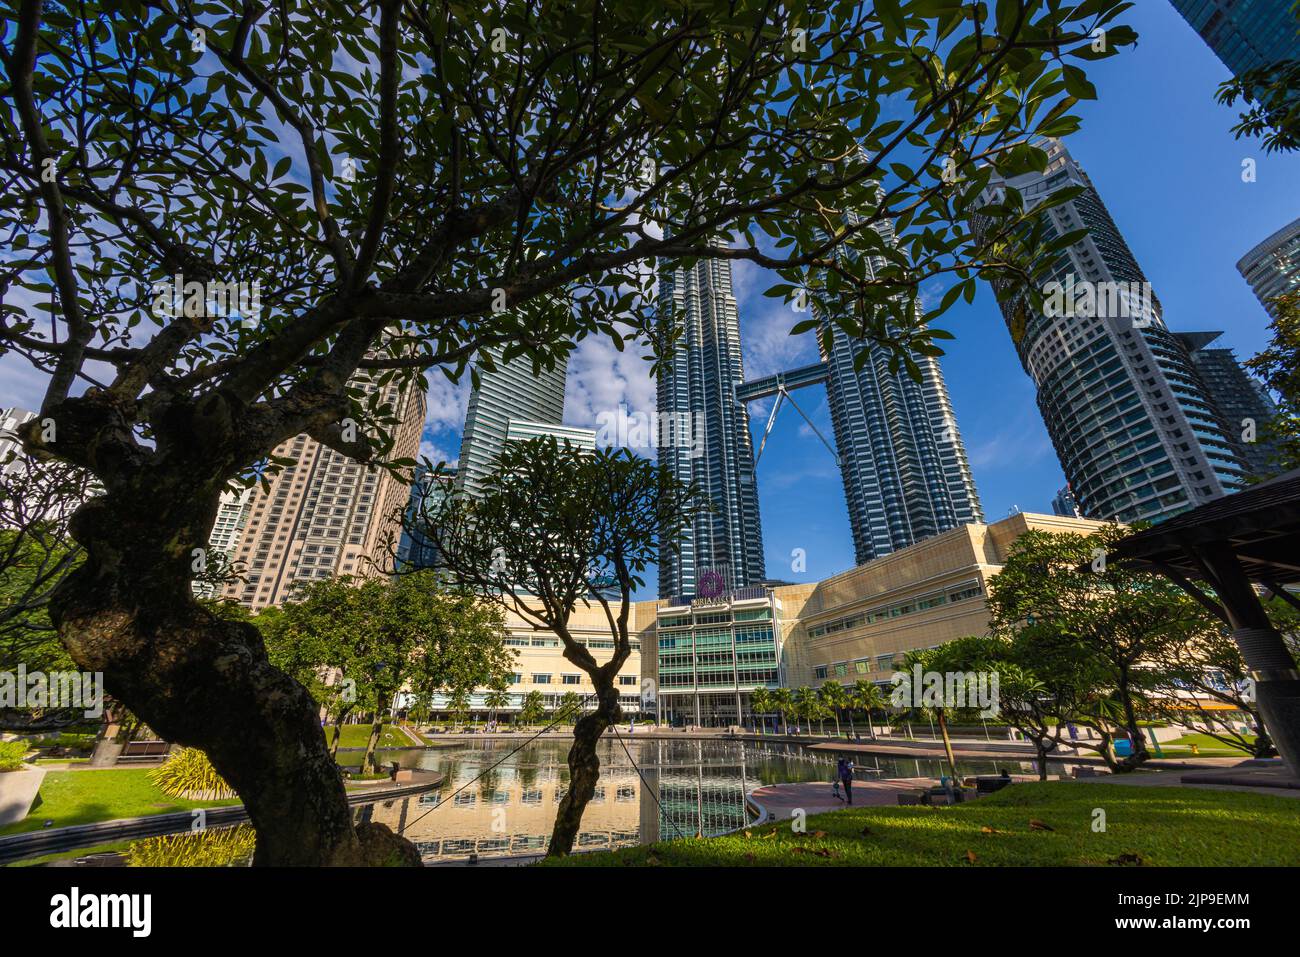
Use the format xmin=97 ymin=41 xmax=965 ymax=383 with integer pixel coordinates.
xmin=412 ymin=3 xmax=1300 ymax=599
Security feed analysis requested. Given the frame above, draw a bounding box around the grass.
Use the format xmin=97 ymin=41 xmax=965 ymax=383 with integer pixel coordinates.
xmin=1156 ymin=733 xmax=1256 ymax=757
xmin=328 ymin=723 xmax=417 ymax=750
xmin=0 ymin=769 xmax=240 ymax=836
xmin=541 ymin=782 xmax=1300 ymax=867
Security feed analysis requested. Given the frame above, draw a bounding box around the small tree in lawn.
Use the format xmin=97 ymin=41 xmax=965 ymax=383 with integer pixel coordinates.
xmin=423 ymin=436 xmax=701 ymax=857
xmin=986 ymin=526 xmax=1192 ymax=770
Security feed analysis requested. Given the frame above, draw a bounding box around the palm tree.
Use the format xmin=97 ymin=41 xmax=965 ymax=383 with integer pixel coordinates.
xmin=819 ymin=682 xmax=849 ymax=738
xmin=852 ymin=680 xmax=887 ymax=740
xmin=771 ymin=687 xmax=794 ymax=736
xmin=447 ymin=689 xmax=471 ymax=730
xmin=750 ymin=687 xmax=773 ymax=735
xmin=519 ymin=691 xmax=545 ymax=727
xmin=793 ymin=686 xmax=821 ymax=736
xmin=484 ymin=688 xmax=511 ymax=727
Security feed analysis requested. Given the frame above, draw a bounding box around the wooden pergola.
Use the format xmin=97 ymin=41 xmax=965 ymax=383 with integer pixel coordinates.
xmin=1108 ymin=469 xmax=1300 ymax=776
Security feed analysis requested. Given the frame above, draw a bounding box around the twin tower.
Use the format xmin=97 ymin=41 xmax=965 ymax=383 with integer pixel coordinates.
xmin=655 ymin=235 xmax=982 ymax=602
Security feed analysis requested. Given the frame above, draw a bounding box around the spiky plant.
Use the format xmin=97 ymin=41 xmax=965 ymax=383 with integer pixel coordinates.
xmin=127 ymin=824 xmax=256 ymax=867
xmin=148 ymin=747 xmax=236 ymax=800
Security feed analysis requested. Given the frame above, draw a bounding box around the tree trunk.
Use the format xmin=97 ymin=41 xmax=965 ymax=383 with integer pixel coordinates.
xmin=547 ymin=682 xmax=620 ymax=857
xmin=937 ymin=709 xmax=958 ymax=782
xmin=1034 ymin=737 xmax=1049 ymax=781
xmin=363 ymin=712 xmax=386 ymax=774
xmin=50 ymin=492 xmax=417 ymax=867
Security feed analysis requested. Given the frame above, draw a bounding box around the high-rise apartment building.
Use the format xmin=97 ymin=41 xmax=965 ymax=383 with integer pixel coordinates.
xmin=1238 ymin=216 xmax=1300 ymax=320
xmin=981 ymin=140 xmax=1247 ymax=522
xmin=813 ymin=214 xmax=983 ymax=565
xmin=656 ymin=253 xmax=765 ymax=600
xmin=1051 ymin=485 xmax=1082 ymax=517
xmin=1175 ymin=330 xmax=1282 ymax=479
xmin=220 ymin=375 xmax=426 ymax=610
xmin=455 ymin=347 xmax=567 ymax=500
xmin=0 ymin=407 xmax=37 ymax=477
xmin=1170 ymin=0 xmax=1300 ymax=75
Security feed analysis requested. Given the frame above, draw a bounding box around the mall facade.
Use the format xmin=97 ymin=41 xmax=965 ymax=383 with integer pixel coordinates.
xmin=642 ymin=511 xmax=1107 ymax=727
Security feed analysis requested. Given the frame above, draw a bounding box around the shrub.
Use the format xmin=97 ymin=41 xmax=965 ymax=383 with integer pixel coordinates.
xmin=0 ymin=740 xmax=31 ymax=771
xmin=148 ymin=747 xmax=236 ymax=800
xmin=126 ymin=825 xmax=256 ymax=867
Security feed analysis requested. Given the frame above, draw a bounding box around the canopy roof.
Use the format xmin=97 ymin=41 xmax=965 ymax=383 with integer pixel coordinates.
xmin=1108 ymin=469 xmax=1300 ymax=585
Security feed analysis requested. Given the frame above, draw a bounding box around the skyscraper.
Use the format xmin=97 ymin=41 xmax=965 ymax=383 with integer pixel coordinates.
xmin=1051 ymin=485 xmax=1082 ymax=518
xmin=1169 ymin=0 xmax=1300 ymax=75
xmin=656 ymin=253 xmax=765 ymax=600
xmin=455 ymin=347 xmax=567 ymax=499
xmin=220 ymin=374 xmax=426 ymax=610
xmin=1175 ymin=330 xmax=1282 ymax=479
xmin=1238 ymin=216 xmax=1300 ymax=320
xmin=813 ymin=215 xmax=983 ymax=566
xmin=981 ymin=140 xmax=1247 ymax=523
xmin=0 ymin=407 xmax=37 ymax=478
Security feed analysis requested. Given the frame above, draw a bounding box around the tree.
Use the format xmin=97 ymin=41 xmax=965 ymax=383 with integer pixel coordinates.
xmin=519 ymin=691 xmax=545 ymax=728
xmin=1215 ymin=1 xmax=1300 ymax=155
xmin=896 ymin=647 xmax=960 ymax=781
xmin=263 ymin=571 xmax=511 ymax=769
xmin=749 ymin=687 xmax=773 ymax=734
xmin=771 ymin=687 xmax=794 ymax=736
xmin=819 ymin=681 xmax=848 ymax=738
xmin=793 ymin=686 xmax=826 ymax=735
xmin=986 ymin=525 xmax=1219 ymax=770
xmin=424 ymin=436 xmax=701 ymax=856
xmin=558 ymin=691 xmax=584 ymax=727
xmin=484 ymin=687 xmax=512 ymax=726
xmin=851 ymin=680 xmax=887 ymax=740
xmin=1 ymin=0 xmax=1136 ymax=862
xmin=447 ymin=689 xmax=471 ymax=729
xmin=1245 ymin=292 xmax=1300 ymax=478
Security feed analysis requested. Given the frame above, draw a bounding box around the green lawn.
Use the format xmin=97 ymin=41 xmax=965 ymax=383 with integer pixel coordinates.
xmin=0 ymin=769 xmax=240 ymax=836
xmin=542 ymin=782 xmax=1300 ymax=867
xmin=327 ymin=723 xmax=417 ymax=750
xmin=1156 ymin=733 xmax=1255 ymax=757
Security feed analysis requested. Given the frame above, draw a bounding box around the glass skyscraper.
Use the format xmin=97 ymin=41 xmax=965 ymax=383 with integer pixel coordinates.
xmin=1175 ymin=331 xmax=1282 ymax=479
xmin=1238 ymin=215 xmax=1300 ymax=320
xmin=982 ymin=140 xmax=1247 ymax=523
xmin=656 ymin=253 xmax=765 ymax=600
xmin=813 ymin=214 xmax=983 ymax=566
xmin=1170 ymin=0 xmax=1300 ymax=75
xmin=455 ymin=346 xmax=568 ymax=500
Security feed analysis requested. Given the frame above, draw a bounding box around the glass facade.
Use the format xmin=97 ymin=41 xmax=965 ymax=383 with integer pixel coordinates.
xmin=656 ymin=251 xmax=766 ymax=598
xmin=656 ymin=590 xmax=780 ymax=726
xmin=981 ymin=141 xmax=1247 ymax=523
xmin=814 ymin=211 xmax=984 ymax=565
xmin=1237 ymin=216 xmax=1300 ymax=321
xmin=1170 ymin=0 xmax=1300 ymax=76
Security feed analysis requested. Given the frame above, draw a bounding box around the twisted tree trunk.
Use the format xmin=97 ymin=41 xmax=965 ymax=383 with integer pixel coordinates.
xmin=547 ymin=682 xmax=620 ymax=857
xmin=50 ymin=487 xmax=417 ymax=866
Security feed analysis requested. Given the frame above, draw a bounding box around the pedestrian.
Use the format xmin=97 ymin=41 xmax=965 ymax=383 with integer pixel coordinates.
xmin=839 ymin=757 xmax=854 ymax=804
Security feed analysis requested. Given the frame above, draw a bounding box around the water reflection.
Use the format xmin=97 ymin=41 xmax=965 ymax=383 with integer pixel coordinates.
xmin=360 ymin=739 xmax=1030 ymax=864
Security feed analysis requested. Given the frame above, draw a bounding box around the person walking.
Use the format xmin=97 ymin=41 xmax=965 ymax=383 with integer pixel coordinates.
xmin=839 ymin=757 xmax=854 ymax=805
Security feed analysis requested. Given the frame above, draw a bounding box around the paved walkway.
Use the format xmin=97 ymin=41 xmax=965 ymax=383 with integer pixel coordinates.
xmin=805 ymin=740 xmax=1241 ymax=771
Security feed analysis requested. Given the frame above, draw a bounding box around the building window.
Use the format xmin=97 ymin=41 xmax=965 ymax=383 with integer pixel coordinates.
xmin=561 ymin=674 xmax=582 ymax=685
xmin=532 ymin=674 xmax=552 ymax=685
xmin=618 ymin=675 xmax=637 ymax=686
